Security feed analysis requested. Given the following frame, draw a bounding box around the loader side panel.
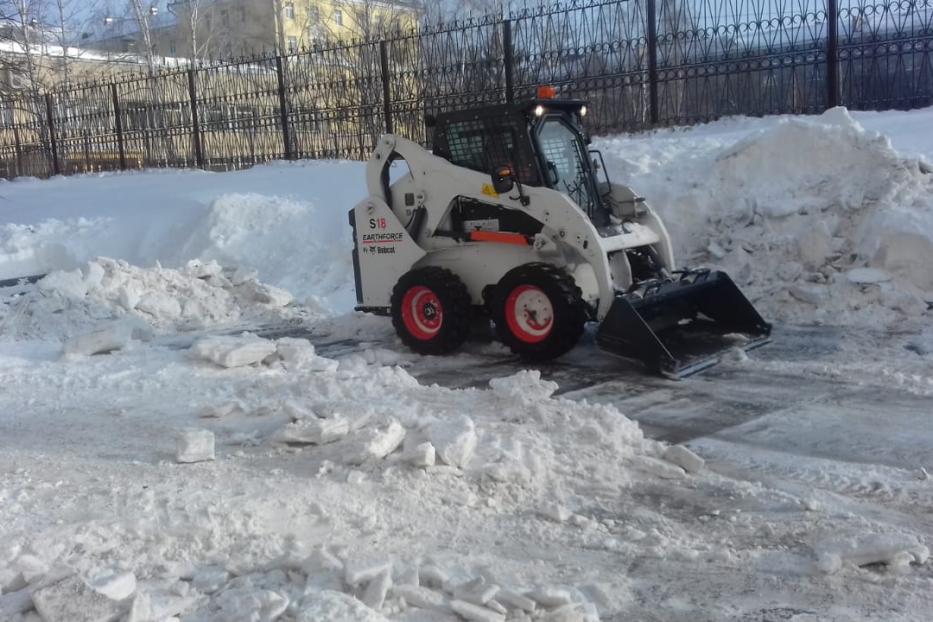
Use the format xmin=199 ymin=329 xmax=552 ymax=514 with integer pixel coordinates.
xmin=352 ymin=198 xmax=427 ymax=311
xmin=349 ymin=208 xmax=363 ymax=306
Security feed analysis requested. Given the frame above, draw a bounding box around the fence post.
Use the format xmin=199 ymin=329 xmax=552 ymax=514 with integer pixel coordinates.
xmin=826 ymin=0 xmax=840 ymax=109
xmin=379 ymin=41 xmax=393 ymax=135
xmin=275 ymin=56 xmax=293 ymax=160
xmin=503 ymin=19 xmax=515 ymax=104
xmin=646 ymin=0 xmax=660 ymax=126
xmin=12 ymin=119 xmax=23 ymax=178
xmin=44 ymin=94 xmax=60 ymax=176
xmin=187 ymin=69 xmax=204 ymax=168
xmin=110 ymin=83 xmax=127 ymax=171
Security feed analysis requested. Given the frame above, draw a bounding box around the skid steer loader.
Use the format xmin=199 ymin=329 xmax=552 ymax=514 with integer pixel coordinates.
xmin=348 ymin=90 xmax=771 ymax=377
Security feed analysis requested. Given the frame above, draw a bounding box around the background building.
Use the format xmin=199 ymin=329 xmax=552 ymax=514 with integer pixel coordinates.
xmin=90 ymin=0 xmax=424 ymax=61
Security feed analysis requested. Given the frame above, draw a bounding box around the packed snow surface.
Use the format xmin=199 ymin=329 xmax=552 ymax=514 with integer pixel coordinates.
xmin=1 ymin=107 xmax=932 ymax=621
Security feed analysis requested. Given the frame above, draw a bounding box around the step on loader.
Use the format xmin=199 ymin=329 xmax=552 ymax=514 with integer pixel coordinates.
xmin=349 ymin=89 xmax=771 ymax=377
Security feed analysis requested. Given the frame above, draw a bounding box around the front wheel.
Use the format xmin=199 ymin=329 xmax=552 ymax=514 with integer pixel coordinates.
xmin=490 ymin=263 xmax=587 ymax=361
xmin=391 ymin=267 xmax=472 ymax=355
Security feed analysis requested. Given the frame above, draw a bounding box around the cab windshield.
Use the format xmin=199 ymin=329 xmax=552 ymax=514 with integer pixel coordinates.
xmin=536 ymin=117 xmax=608 ymax=226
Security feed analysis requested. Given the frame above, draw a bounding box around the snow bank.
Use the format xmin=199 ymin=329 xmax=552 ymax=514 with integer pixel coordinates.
xmin=0 ymin=257 xmax=303 ymax=343
xmin=597 ymin=107 xmax=933 ymax=327
xmin=0 ymin=161 xmax=363 ymax=311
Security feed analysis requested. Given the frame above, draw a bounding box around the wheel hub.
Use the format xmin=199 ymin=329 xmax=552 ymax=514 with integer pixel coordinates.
xmin=505 ymin=285 xmax=554 ymax=343
xmin=401 ymin=286 xmax=443 ymax=340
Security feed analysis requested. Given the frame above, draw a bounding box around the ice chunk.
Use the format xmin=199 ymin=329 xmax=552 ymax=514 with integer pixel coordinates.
xmin=452 ymin=578 xmax=499 ymax=606
xmin=277 ymin=416 xmax=349 ymax=445
xmin=361 ymin=568 xmax=392 ymax=611
xmin=789 ymin=284 xmax=826 ymax=306
xmin=427 ymin=415 xmax=476 ymax=469
xmin=797 ymin=225 xmax=832 ymax=269
xmin=345 ymin=559 xmax=392 ymax=588
xmin=541 ymin=602 xmax=600 ymax=621
xmin=526 ymin=587 xmax=572 ymax=608
xmin=32 ymin=575 xmax=126 ymax=622
xmin=136 ymin=291 xmax=182 ymax=320
xmin=175 ymin=429 xmax=215 ymax=463
xmin=192 ymin=566 xmax=229 ymax=594
xmin=349 ymin=421 xmax=406 ymax=463
xmin=821 ymin=534 xmax=930 ymax=569
xmin=296 ymin=590 xmax=389 ymax=622
xmin=89 ymin=570 xmax=136 ymax=601
xmin=631 ymin=455 xmax=686 ymax=479
xmin=488 ymin=370 xmax=557 ymax=403
xmin=394 ymin=585 xmax=451 ymax=613
xmin=403 ymin=441 xmax=436 ymax=468
xmin=450 ymin=599 xmax=505 ymax=622
xmin=418 ymin=565 xmax=448 ymax=589
xmin=63 ymin=326 xmax=129 ymax=358
xmin=662 ymin=445 xmax=705 ymax=473
xmin=540 ymin=503 xmax=572 ymax=523
xmin=0 ymin=587 xmax=32 ymax=618
xmin=38 ymin=269 xmax=88 ymax=300
xmin=276 ymin=338 xmax=315 ymax=365
xmin=190 ymin=335 xmax=277 ymax=368
xmin=496 ymin=589 xmax=536 ymax=612
xmin=846 ymin=267 xmax=891 ymax=284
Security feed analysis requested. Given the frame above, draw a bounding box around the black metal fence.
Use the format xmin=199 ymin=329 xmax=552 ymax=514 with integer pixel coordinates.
xmin=1 ymin=0 xmax=930 ymax=180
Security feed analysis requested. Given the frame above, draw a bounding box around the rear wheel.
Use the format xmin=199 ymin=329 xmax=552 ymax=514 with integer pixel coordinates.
xmin=391 ymin=267 xmax=472 ymax=355
xmin=491 ymin=263 xmax=587 ymax=361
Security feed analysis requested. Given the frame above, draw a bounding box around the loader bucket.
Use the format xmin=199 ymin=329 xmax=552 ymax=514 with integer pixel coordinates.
xmin=595 ymin=271 xmax=771 ymax=378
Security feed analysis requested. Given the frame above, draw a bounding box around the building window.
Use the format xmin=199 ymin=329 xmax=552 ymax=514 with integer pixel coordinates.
xmin=333 ymin=9 xmax=342 ymax=26
xmin=239 ymin=7 xmax=246 ymax=22
xmin=308 ymin=5 xmax=320 ymax=23
xmin=284 ymin=2 xmax=295 ymax=19
xmin=288 ymin=36 xmax=298 ymax=52
xmin=221 ymin=9 xmax=229 ymax=26
xmin=169 ymin=40 xmax=177 ymax=55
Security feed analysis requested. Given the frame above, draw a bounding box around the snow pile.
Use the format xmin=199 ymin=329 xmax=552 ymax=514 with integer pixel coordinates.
xmin=176 ymin=193 xmax=353 ymax=308
xmin=0 ymin=218 xmax=106 ymax=279
xmin=599 ymin=107 xmax=933 ymax=326
xmin=0 ymin=257 xmax=304 ymax=343
xmin=0 ymin=161 xmax=361 ymax=310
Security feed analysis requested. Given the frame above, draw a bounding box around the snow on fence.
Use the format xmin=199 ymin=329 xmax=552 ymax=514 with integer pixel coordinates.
xmin=0 ymin=0 xmax=930 ymax=180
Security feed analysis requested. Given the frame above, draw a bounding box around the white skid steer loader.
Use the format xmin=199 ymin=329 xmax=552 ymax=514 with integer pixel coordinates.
xmin=349 ymin=92 xmax=771 ymax=377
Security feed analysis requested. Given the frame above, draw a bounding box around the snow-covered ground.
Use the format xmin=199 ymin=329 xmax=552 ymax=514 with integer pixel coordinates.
xmin=1 ymin=107 xmax=932 ymax=622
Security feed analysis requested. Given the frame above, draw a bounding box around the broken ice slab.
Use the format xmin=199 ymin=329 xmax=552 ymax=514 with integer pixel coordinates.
xmin=276 ymin=417 xmax=349 ymax=445
xmin=32 ymin=574 xmax=128 ymax=622
xmin=662 ymin=445 xmax=705 ymax=473
xmin=190 ymin=335 xmax=277 ymax=368
xmin=175 ymin=429 xmax=215 ymax=463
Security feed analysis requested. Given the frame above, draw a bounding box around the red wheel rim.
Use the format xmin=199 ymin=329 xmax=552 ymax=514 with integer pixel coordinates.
xmin=401 ymin=286 xmax=443 ymax=341
xmin=505 ymin=284 xmax=554 ymax=344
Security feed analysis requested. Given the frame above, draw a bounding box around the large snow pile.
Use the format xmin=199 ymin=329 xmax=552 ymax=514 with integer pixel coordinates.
xmin=598 ymin=107 xmax=933 ymax=326
xmin=0 ymin=161 xmax=362 ymax=311
xmin=0 ymin=257 xmax=305 ymax=343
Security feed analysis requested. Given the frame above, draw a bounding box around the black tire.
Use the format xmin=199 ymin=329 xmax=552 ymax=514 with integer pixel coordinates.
xmin=490 ymin=263 xmax=587 ymax=361
xmin=391 ymin=267 xmax=472 ymax=355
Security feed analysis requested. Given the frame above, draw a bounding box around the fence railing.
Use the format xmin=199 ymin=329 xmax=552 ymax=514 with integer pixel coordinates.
xmin=1 ymin=0 xmax=931 ymax=180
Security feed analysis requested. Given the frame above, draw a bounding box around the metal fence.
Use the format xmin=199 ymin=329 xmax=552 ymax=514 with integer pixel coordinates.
xmin=1 ymin=0 xmax=930 ymax=180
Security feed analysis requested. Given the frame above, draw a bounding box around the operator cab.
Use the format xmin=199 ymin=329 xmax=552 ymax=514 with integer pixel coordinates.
xmin=429 ymin=88 xmax=615 ymax=229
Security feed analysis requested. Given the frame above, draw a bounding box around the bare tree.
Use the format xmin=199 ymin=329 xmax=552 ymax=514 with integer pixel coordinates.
xmin=127 ymin=0 xmax=156 ymax=75
xmin=0 ymin=0 xmax=46 ymax=99
xmin=167 ymin=0 xmax=217 ymax=62
xmin=46 ymin=0 xmax=101 ymax=87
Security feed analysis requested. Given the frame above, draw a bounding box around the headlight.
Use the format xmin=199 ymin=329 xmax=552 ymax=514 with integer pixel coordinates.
xmin=534 ymin=105 xmax=545 ymax=117
xmin=580 ymin=105 xmax=588 ymax=117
